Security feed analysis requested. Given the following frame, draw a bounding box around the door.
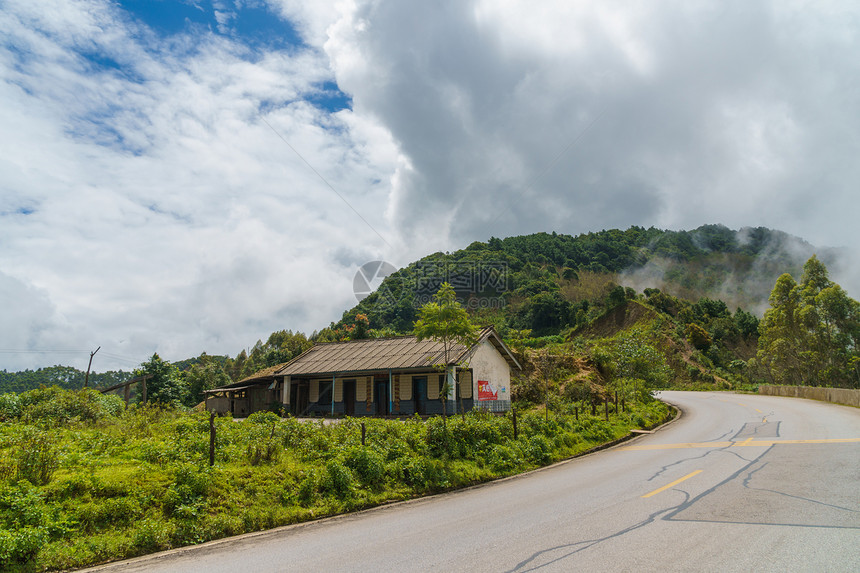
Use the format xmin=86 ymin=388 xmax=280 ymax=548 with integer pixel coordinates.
xmin=412 ymin=376 xmax=427 ymax=415
xmin=375 ymin=378 xmax=389 ymax=416
xmin=291 ymin=382 xmax=309 ymax=416
xmin=343 ymin=379 xmax=356 ymax=416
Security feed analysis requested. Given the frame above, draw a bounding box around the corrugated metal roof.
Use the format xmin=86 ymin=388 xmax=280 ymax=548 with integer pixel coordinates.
xmin=276 ymin=331 xmax=486 ymax=377
xmin=237 ymin=362 xmax=291 ymax=384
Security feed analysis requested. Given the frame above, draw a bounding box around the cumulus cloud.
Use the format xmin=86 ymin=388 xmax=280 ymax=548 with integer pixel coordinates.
xmin=2 ymin=0 xmax=859 ymax=371
xmin=326 ymin=0 xmax=860 ymax=254
xmin=0 ymin=0 xmax=398 ymax=370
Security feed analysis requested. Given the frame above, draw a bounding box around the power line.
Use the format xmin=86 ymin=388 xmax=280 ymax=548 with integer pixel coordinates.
xmin=259 ymin=115 xmax=392 ymax=249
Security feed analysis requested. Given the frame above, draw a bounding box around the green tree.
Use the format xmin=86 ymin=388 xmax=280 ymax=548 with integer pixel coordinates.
xmin=183 ymin=353 xmax=231 ymax=407
xmin=756 ymin=256 xmax=860 ymax=387
xmin=413 ymin=283 xmax=479 ymax=417
xmin=137 ymin=354 xmax=186 ymax=406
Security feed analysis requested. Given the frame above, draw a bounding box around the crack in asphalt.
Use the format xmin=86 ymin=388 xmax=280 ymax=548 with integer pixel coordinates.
xmin=508 ymin=441 xmax=859 ymax=571
xmin=646 ymin=443 xmax=754 ymax=482
xmin=740 ymin=461 xmax=859 ymax=514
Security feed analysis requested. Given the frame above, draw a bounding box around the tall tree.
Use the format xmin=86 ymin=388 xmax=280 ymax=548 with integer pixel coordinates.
xmin=756 ymin=256 xmax=860 ymax=387
xmin=413 ymin=282 xmax=478 ymax=417
xmin=183 ymin=353 xmax=231 ymax=407
xmin=137 ymin=354 xmax=186 ymax=406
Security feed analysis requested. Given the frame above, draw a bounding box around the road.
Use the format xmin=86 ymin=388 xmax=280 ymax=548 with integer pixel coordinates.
xmin=85 ymin=392 xmax=860 ymax=572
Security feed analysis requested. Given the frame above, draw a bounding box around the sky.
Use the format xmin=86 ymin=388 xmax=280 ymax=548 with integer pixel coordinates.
xmin=2 ymin=0 xmax=859 ymax=372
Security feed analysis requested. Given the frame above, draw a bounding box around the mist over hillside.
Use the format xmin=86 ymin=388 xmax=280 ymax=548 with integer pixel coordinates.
xmin=333 ymin=225 xmax=845 ymax=339
xmin=619 ymin=226 xmax=841 ymax=316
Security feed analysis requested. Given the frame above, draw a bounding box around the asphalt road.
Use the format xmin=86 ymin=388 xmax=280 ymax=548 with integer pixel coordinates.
xmin=85 ymin=392 xmax=860 ymax=572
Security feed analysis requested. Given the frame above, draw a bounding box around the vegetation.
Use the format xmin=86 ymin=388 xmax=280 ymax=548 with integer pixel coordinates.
xmin=2 ymin=224 xmax=858 ymax=570
xmin=413 ymin=282 xmax=479 ymax=417
xmin=327 ymin=224 xmax=826 ymax=340
xmin=752 ymin=256 xmax=860 ymax=387
xmin=0 ymin=386 xmax=668 ymax=572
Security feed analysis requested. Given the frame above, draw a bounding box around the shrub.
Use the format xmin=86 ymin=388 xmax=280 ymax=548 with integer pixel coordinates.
xmin=321 ymin=460 xmax=354 ymax=499
xmin=525 ymin=435 xmax=552 ymax=465
xmin=15 ymin=427 xmax=59 ymax=485
xmin=17 ymin=387 xmax=124 ymax=426
xmin=0 ymin=393 xmax=22 ymax=421
xmin=0 ymin=526 xmax=46 ymax=567
xmin=485 ymin=444 xmax=524 ymax=473
xmin=246 ymin=439 xmax=282 ymax=466
xmin=131 ymin=517 xmax=174 ymax=553
xmin=342 ymin=447 xmax=385 ymax=489
xmin=163 ymin=463 xmax=210 ymax=518
xmin=296 ymin=471 xmax=318 ymax=506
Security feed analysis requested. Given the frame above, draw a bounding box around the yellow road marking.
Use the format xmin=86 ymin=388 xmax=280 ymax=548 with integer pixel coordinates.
xmin=621 ymin=438 xmax=860 ymax=451
xmin=642 ymin=470 xmax=703 ymax=498
xmin=738 ymin=402 xmax=746 ymax=407
xmin=755 ymin=408 xmax=762 ymax=414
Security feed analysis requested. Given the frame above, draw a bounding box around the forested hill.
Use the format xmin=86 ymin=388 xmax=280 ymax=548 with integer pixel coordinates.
xmin=326 ymin=224 xmax=830 ymax=339
xmin=2 ymin=224 xmax=838 ymax=393
xmin=0 ymin=367 xmax=133 ymax=394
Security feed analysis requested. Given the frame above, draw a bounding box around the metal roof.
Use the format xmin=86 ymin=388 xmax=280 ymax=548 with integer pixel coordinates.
xmin=276 ymin=326 xmax=519 ymax=377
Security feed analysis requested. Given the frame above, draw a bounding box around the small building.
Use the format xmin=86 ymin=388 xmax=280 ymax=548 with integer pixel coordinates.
xmin=206 ymin=326 xmax=520 ymax=417
xmin=204 ymin=363 xmax=286 ymax=417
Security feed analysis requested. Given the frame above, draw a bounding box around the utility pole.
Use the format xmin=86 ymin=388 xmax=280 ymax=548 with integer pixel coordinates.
xmin=84 ymin=346 xmax=100 ymax=388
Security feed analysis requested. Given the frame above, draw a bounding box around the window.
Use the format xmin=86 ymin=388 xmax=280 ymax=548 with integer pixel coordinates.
xmin=318 ymin=380 xmax=332 ymax=405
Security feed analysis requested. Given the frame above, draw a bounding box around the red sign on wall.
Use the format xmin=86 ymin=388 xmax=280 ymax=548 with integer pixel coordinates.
xmin=477 ymin=380 xmax=498 ymax=401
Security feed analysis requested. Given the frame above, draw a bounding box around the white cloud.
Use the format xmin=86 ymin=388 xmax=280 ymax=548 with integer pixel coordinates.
xmin=0 ymin=0 xmax=398 ymax=371
xmin=3 ymin=0 xmax=860 ymax=371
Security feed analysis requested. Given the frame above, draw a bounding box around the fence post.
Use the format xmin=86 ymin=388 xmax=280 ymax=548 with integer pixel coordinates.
xmin=512 ymin=408 xmax=518 ymax=441
xmin=209 ymin=412 xmax=216 ymax=467
xmin=575 ymin=405 xmax=579 ymax=421
xmin=361 ymin=422 xmax=366 ymax=446
xmin=604 ymin=397 xmax=609 ymax=421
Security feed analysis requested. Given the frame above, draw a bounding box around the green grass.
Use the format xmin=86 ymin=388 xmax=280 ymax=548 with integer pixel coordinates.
xmin=0 ymin=388 xmax=670 ymax=571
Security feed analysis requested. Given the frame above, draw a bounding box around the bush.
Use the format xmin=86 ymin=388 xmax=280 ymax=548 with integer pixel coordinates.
xmin=342 ymin=447 xmax=385 ymax=489
xmin=321 ymin=460 xmax=354 ymax=499
xmin=0 ymin=526 xmax=46 ymax=567
xmin=131 ymin=517 xmax=174 ymax=553
xmin=485 ymin=444 xmax=524 ymax=473
xmin=17 ymin=387 xmax=124 ymax=426
xmin=0 ymin=393 xmax=22 ymax=421
xmin=15 ymin=427 xmax=59 ymax=485
xmin=394 ymin=456 xmax=448 ymax=491
xmin=525 ymin=435 xmax=552 ymax=464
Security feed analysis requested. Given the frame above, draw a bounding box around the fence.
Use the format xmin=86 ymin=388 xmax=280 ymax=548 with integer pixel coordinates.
xmin=758 ymin=384 xmax=860 ymax=408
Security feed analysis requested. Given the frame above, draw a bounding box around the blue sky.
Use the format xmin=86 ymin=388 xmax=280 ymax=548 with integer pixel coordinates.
xmin=2 ymin=0 xmax=860 ymax=372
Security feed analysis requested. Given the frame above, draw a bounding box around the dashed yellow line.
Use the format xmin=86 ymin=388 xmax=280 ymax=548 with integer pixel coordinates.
xmin=621 ymin=438 xmax=860 ymax=451
xmin=642 ymin=470 xmax=703 ymax=498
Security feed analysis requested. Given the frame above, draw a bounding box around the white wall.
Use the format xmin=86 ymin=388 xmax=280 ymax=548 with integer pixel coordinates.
xmin=467 ymin=340 xmax=512 ymax=402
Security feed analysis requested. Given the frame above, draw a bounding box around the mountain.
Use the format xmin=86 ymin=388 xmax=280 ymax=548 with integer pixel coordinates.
xmin=326 ymin=224 xmax=830 ymax=340
xmin=2 ymin=224 xmax=839 ymax=393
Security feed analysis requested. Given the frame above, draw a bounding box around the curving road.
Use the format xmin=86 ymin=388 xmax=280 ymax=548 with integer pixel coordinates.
xmin=86 ymin=392 xmax=860 ymax=572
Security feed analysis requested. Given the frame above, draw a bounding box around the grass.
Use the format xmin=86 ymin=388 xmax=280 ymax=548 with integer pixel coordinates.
xmin=0 ymin=388 xmax=670 ymax=571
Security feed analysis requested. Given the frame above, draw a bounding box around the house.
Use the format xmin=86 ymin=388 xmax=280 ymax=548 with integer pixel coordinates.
xmin=206 ymin=326 xmax=520 ymax=417
xmin=204 ymin=362 xmax=287 ymax=417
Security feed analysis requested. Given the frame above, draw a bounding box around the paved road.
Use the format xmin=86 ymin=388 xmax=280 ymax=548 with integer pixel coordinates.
xmin=86 ymin=392 xmax=860 ymax=572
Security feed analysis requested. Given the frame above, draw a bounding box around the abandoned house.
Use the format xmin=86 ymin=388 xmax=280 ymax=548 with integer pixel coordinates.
xmin=203 ymin=362 xmax=287 ymax=418
xmin=205 ymin=326 xmax=520 ymax=417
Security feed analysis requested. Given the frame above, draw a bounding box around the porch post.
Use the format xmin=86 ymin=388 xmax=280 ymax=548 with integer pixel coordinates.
xmin=388 ymin=369 xmax=393 ymax=415
xmin=282 ymin=376 xmax=291 ymax=413
xmin=332 ymin=374 xmax=336 ymax=416
xmin=451 ymin=365 xmax=458 ymax=415
xmin=448 ymin=365 xmax=457 ymax=416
